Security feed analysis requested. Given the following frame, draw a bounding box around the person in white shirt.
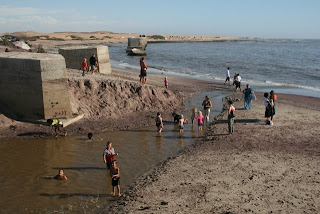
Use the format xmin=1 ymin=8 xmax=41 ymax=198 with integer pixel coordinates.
xmin=224 ymin=67 xmax=231 ymax=85
xmin=235 ymin=73 xmax=242 ymax=91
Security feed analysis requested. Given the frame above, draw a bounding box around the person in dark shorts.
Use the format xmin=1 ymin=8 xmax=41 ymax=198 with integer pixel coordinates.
xmin=155 ymin=112 xmax=163 ymax=132
xmin=111 ymin=160 xmax=121 ymax=197
xmin=139 ymin=57 xmax=148 ymax=84
xmin=89 ymin=53 xmax=97 ymax=73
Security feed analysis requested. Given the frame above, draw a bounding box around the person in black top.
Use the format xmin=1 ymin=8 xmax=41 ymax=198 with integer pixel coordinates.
xmin=89 ymin=53 xmax=97 ymax=73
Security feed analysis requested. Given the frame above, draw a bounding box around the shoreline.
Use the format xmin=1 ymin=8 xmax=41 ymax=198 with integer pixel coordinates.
xmin=101 ymin=89 xmax=320 ymax=213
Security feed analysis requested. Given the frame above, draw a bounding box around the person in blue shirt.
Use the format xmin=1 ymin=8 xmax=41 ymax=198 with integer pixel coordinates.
xmin=243 ymin=84 xmax=255 ymax=110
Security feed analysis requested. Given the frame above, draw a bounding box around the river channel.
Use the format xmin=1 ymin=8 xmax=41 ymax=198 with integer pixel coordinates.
xmin=0 ymin=91 xmax=229 ymax=213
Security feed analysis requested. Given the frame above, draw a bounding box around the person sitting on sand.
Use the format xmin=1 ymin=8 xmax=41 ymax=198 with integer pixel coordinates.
xmin=155 ymin=112 xmax=164 ymax=133
xmin=54 ymin=169 xmax=68 ymax=180
xmin=103 ymin=141 xmax=118 ymax=170
xmin=47 ymin=119 xmax=67 ymax=137
xmin=110 ymin=160 xmax=121 ymax=197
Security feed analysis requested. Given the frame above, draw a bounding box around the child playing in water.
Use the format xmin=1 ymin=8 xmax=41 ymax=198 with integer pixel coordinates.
xmin=103 ymin=141 xmax=118 ymax=170
xmin=111 ymin=160 xmax=121 ymax=197
xmin=196 ymin=111 xmax=204 ymax=131
xmin=155 ymin=112 xmax=164 ymax=132
xmin=164 ymin=77 xmax=168 ymax=88
xmin=179 ymin=115 xmax=185 ymax=133
xmin=191 ymin=108 xmax=198 ymax=124
xmin=54 ymin=169 xmax=68 ymax=180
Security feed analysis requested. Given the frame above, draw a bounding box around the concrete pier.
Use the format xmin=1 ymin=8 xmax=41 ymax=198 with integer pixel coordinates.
xmin=59 ymin=46 xmax=112 ymax=74
xmin=0 ymin=52 xmax=72 ymax=120
xmin=126 ymin=37 xmax=147 ymax=55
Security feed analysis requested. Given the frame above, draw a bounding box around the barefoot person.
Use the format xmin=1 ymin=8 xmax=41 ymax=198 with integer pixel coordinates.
xmin=228 ymin=100 xmax=236 ymax=135
xmin=155 ymin=112 xmax=163 ymax=133
xmin=264 ymin=92 xmax=273 ymax=125
xmin=47 ymin=119 xmax=67 ymax=137
xmin=103 ymin=141 xmax=119 ymax=170
xmin=269 ymin=90 xmax=277 ymax=121
xmin=224 ymin=67 xmax=231 ymax=85
xmin=196 ymin=111 xmax=204 ymax=131
xmin=111 ymin=160 xmax=121 ymax=197
xmin=164 ymin=77 xmax=169 ymax=88
xmin=54 ymin=169 xmax=68 ymax=180
xmin=139 ymin=57 xmax=148 ymax=84
xmin=179 ymin=115 xmax=185 ymax=133
xmin=202 ymin=96 xmax=212 ymax=123
xmin=243 ymin=84 xmax=255 ymax=110
xmin=191 ymin=108 xmax=198 ymax=124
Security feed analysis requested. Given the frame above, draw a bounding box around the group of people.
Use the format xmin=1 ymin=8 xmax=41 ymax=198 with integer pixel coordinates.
xmin=264 ymin=90 xmax=277 ymax=125
xmin=224 ymin=67 xmax=242 ymax=91
xmin=81 ymin=53 xmax=99 ymax=77
xmin=103 ymin=141 xmax=121 ymax=197
xmin=155 ymin=96 xmax=213 ymax=134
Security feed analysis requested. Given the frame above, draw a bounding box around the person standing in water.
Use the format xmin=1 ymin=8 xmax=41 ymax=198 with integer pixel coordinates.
xmin=224 ymin=67 xmax=231 ymax=85
xmin=111 ymin=160 xmax=121 ymax=197
xmin=54 ymin=169 xmax=68 ymax=180
xmin=155 ymin=112 xmax=164 ymax=133
xmin=179 ymin=115 xmax=185 ymax=133
xmin=202 ymin=96 xmax=212 ymax=123
xmin=103 ymin=141 xmax=119 ymax=170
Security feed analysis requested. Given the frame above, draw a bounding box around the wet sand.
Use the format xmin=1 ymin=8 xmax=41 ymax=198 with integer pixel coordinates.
xmin=101 ymin=91 xmax=320 ymax=213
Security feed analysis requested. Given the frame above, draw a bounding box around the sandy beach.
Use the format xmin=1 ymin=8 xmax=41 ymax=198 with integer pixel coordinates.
xmin=100 ymin=90 xmax=320 ymax=213
xmin=1 ymin=35 xmax=320 ymax=213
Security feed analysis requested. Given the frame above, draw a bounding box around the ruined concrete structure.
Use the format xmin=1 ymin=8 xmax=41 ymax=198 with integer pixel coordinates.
xmin=126 ymin=37 xmax=147 ymax=55
xmin=59 ymin=46 xmax=112 ymax=74
xmin=0 ymin=52 xmax=72 ymax=120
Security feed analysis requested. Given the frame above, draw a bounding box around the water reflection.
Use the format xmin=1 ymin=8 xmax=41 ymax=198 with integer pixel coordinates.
xmin=0 ymin=91 xmax=228 ymax=213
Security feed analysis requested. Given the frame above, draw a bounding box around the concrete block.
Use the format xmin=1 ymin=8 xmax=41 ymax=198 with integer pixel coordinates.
xmin=59 ymin=46 xmax=112 ymax=74
xmin=0 ymin=52 xmax=72 ymax=120
xmin=126 ymin=37 xmax=147 ymax=55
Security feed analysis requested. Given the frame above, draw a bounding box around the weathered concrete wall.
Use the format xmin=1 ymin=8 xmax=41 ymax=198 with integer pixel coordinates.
xmin=0 ymin=52 xmax=72 ymax=120
xmin=59 ymin=46 xmax=112 ymax=74
xmin=126 ymin=37 xmax=147 ymax=55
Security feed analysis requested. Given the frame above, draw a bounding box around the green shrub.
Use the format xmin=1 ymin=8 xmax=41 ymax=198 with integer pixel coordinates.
xmin=47 ymin=37 xmax=65 ymax=41
xmin=149 ymin=35 xmax=165 ymax=39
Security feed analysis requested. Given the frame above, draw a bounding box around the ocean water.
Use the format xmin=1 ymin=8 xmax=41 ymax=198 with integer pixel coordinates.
xmin=109 ymin=39 xmax=320 ymax=98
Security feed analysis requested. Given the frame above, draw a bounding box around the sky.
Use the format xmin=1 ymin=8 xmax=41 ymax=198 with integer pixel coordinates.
xmin=0 ymin=0 xmax=319 ymax=39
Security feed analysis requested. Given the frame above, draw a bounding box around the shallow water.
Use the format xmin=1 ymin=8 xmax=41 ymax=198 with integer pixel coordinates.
xmin=0 ymin=91 xmax=228 ymax=213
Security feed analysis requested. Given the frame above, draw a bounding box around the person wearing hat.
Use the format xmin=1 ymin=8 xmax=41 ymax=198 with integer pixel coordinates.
xmin=47 ymin=119 xmax=67 ymax=137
